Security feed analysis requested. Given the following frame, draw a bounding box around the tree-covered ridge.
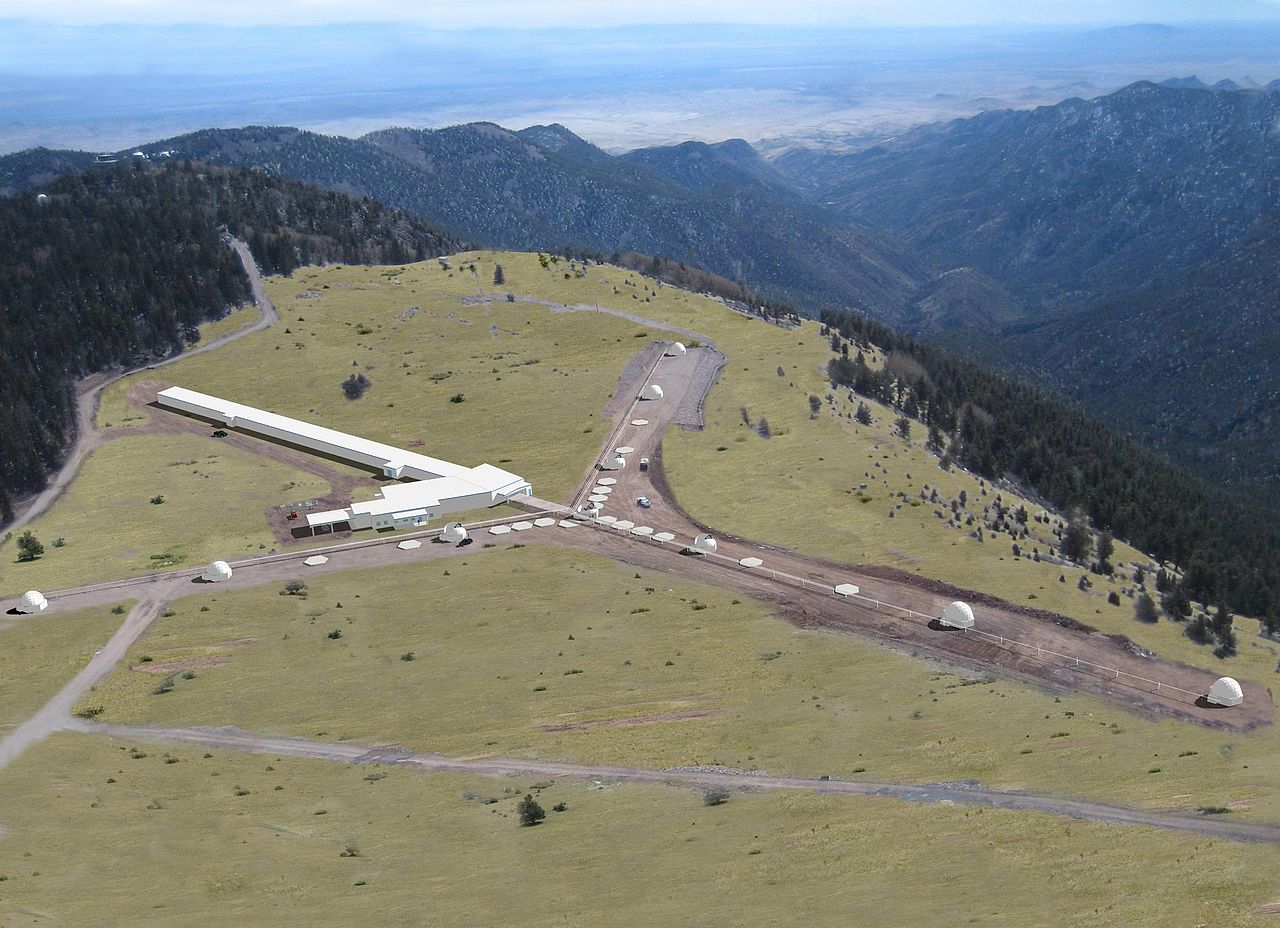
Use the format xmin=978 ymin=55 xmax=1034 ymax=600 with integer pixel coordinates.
xmin=125 ymin=122 xmax=928 ymax=319
xmin=941 ymin=209 xmax=1280 ymax=504
xmin=822 ymin=308 xmax=1280 ymax=621
xmin=0 ymin=161 xmax=457 ymax=524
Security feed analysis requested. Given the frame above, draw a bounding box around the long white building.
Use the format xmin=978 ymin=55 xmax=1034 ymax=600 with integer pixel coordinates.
xmin=156 ymin=386 xmax=531 ymax=532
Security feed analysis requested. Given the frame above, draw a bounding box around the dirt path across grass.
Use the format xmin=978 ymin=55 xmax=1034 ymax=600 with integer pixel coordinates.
xmin=3 ymin=238 xmax=278 ymax=535
xmin=72 ymin=720 xmax=1280 ymax=846
xmin=0 ymin=586 xmax=181 ymax=769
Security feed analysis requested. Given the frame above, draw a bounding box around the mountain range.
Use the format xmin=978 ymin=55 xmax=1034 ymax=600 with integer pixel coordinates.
xmin=3 ymin=79 xmax=1277 ymax=501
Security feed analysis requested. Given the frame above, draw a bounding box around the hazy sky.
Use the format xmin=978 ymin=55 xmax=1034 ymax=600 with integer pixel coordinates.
xmin=4 ymin=0 xmax=1280 ymax=27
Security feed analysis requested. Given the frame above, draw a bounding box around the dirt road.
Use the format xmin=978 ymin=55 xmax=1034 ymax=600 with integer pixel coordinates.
xmin=0 ymin=588 xmax=179 ymax=769
xmin=3 ymin=237 xmax=278 ymax=534
xmin=74 ymin=720 xmax=1280 ymax=846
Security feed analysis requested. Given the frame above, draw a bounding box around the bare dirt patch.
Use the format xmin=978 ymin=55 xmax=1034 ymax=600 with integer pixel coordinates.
xmin=131 ymin=656 xmax=230 ymax=674
xmin=539 ymin=708 xmax=719 ymax=732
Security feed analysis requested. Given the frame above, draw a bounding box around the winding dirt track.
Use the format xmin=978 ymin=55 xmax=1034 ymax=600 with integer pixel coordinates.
xmin=3 ymin=238 xmax=278 ymax=534
xmin=71 ymin=721 xmax=1280 ymax=845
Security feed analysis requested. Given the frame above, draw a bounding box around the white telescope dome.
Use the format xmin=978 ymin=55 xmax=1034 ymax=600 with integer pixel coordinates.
xmin=641 ymin=384 xmax=664 ymax=400
xmin=665 ymin=342 xmax=687 ymax=356
xmin=693 ymin=534 xmax=717 ymax=554
xmin=1207 ymin=676 xmax=1244 ymax=707
xmin=940 ymin=601 xmax=975 ymax=629
xmin=17 ymin=590 xmax=48 ymax=613
xmin=441 ymin=522 xmax=468 ymax=543
xmin=202 ymin=560 xmax=233 ymax=582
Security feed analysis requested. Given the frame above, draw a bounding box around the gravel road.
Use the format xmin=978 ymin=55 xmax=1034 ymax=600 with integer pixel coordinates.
xmin=75 ymin=720 xmax=1280 ymax=846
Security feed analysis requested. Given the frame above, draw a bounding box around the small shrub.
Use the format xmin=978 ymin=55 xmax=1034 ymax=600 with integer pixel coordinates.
xmin=282 ymin=580 xmax=308 ymax=596
xmin=552 ymin=802 xmax=568 ymax=812
xmin=400 ymin=651 xmax=415 ymax=661
xmin=340 ymin=844 xmax=361 ymax=857
xmin=703 ymin=788 xmax=731 ymax=806
xmin=342 ymin=373 xmax=371 ymax=400
xmin=111 ymin=604 xmax=126 ymax=614
xmin=449 ymin=393 xmax=466 ymax=404
xmin=327 ymin=629 xmax=343 ymax=640
xmin=149 ymin=495 xmax=165 ymax=505
xmin=518 ymin=794 xmax=546 ymax=826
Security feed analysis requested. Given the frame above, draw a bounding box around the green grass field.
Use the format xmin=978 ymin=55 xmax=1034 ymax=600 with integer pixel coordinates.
xmin=76 ymin=545 xmax=1280 ymax=820
xmin=0 ymin=731 xmax=1275 ymax=927
xmin=0 ymin=434 xmax=332 ymax=593
xmin=0 ymin=604 xmax=122 ymax=728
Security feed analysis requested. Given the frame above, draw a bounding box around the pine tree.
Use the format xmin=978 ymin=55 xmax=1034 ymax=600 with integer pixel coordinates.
xmin=493 ymin=264 xmax=505 ymax=285
xmin=517 ymin=794 xmax=545 ymax=826
xmin=1061 ymin=517 xmax=1093 ymax=564
xmin=1134 ymin=592 xmax=1158 ymax=623
xmin=16 ymin=531 xmax=44 ymax=562
xmin=855 ymin=402 xmax=873 ymax=426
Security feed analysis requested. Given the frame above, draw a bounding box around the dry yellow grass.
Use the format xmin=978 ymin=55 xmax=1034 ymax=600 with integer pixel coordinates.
xmin=0 ymin=731 xmax=1275 ymax=927
xmin=78 ymin=545 xmax=1280 ymax=820
xmin=0 ymin=434 xmax=330 ymax=593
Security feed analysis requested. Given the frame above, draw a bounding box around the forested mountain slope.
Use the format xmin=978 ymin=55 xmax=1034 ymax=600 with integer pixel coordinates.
xmin=780 ymin=82 xmax=1280 ymax=316
xmin=125 ymin=123 xmax=930 ymax=320
xmin=952 ymin=212 xmax=1280 ymax=500
xmin=822 ymin=308 xmax=1280 ymax=620
xmin=0 ymin=162 xmax=456 ymax=523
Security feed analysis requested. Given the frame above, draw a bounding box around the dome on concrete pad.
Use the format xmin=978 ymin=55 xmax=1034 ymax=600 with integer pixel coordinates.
xmin=18 ymin=590 xmax=48 ymax=613
xmin=441 ymin=522 xmax=468 ymax=543
xmin=940 ymin=601 xmax=975 ymax=629
xmin=600 ymin=453 xmax=627 ymax=471
xmin=665 ymin=342 xmax=687 ymax=357
xmin=202 ymin=560 xmax=233 ymax=582
xmin=641 ymin=384 xmax=664 ymax=400
xmin=693 ymin=534 xmax=717 ymax=554
xmin=1208 ymin=676 xmax=1244 ymax=707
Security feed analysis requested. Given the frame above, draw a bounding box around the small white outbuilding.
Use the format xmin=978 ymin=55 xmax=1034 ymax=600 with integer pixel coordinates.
xmin=441 ymin=522 xmax=468 ymax=543
xmin=940 ymin=601 xmax=975 ymax=629
xmin=17 ymin=590 xmax=48 ymax=614
xmin=665 ymin=342 xmax=687 ymax=357
xmin=641 ymin=384 xmax=664 ymax=401
xmin=600 ymin=453 xmax=627 ymax=471
xmin=202 ymin=560 xmax=233 ymax=582
xmin=1208 ymin=676 xmax=1244 ymax=707
xmin=693 ymin=533 xmax=718 ymax=554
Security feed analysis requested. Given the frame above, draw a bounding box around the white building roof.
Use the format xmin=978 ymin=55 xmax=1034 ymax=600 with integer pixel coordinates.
xmin=158 ymin=386 xmax=529 ymax=525
xmin=158 ymin=386 xmax=493 ymax=483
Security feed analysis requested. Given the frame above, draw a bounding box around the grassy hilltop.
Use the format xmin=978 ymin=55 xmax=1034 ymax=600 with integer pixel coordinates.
xmin=5 ymin=251 xmax=1280 ymax=925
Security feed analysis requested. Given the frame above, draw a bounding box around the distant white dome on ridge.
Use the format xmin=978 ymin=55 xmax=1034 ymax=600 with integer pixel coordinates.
xmin=18 ymin=590 xmax=48 ymax=613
